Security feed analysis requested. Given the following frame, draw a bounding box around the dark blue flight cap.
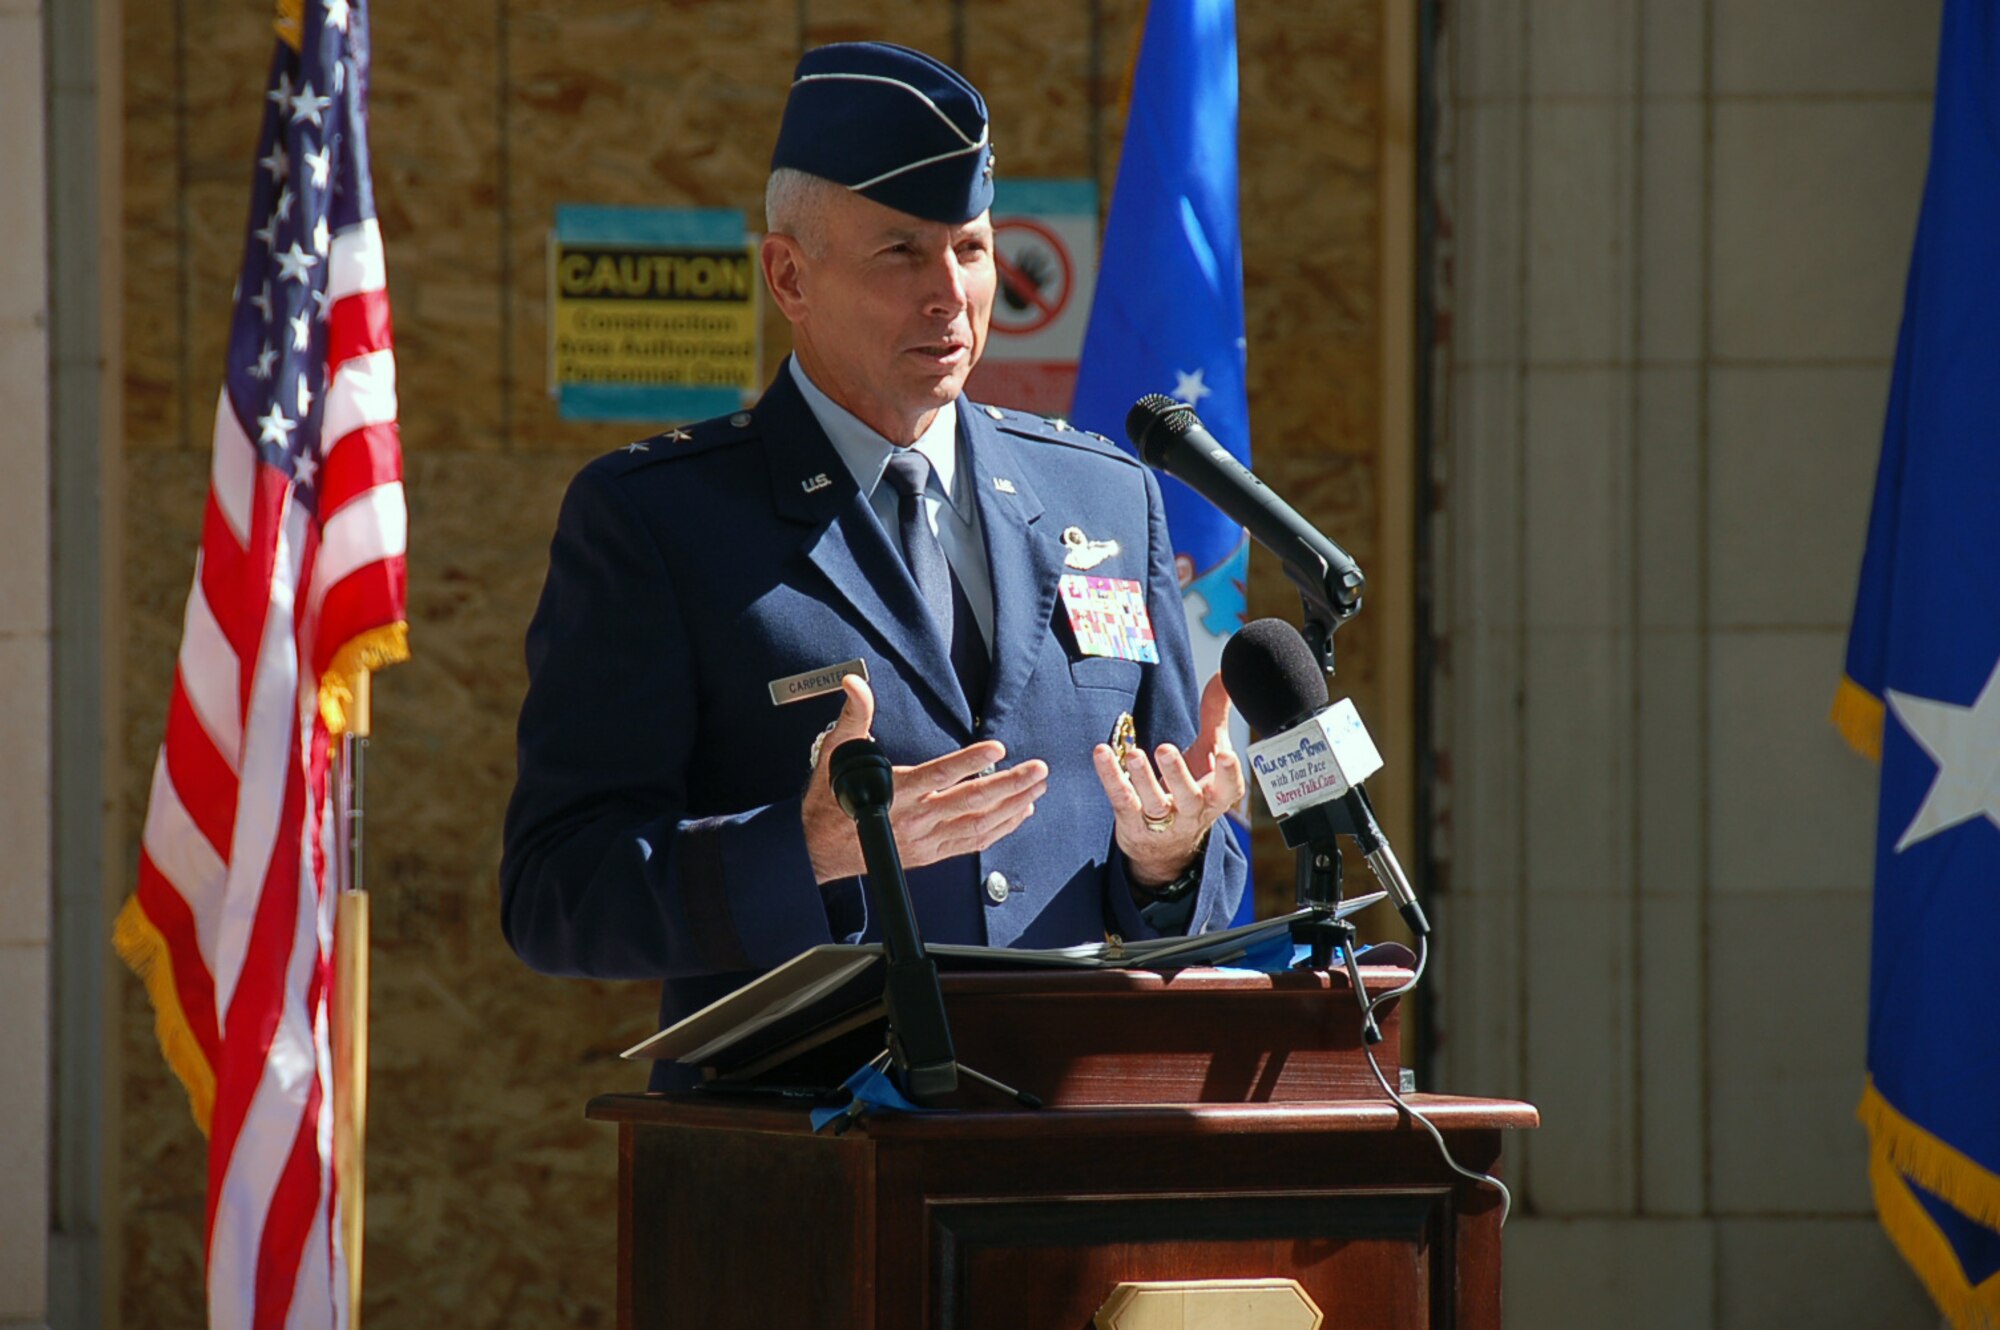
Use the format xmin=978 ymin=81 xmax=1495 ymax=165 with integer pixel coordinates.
xmin=771 ymin=42 xmax=996 ymax=225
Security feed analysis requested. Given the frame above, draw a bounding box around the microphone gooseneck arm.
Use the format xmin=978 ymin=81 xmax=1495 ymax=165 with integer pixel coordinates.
xmin=1338 ymin=784 xmax=1431 ymax=938
xmin=1126 ymin=395 xmax=1366 ymax=644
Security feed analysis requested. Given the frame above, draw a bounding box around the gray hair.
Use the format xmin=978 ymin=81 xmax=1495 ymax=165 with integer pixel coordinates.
xmin=764 ymin=168 xmax=847 ymax=256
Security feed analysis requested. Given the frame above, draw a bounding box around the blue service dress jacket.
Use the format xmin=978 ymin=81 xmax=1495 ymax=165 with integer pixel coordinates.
xmin=501 ymin=368 xmax=1248 ymax=1088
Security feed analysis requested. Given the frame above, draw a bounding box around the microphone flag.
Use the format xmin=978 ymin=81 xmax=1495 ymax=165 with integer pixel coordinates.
xmin=1835 ymin=1 xmax=2000 ymax=1319
xmin=1071 ymin=0 xmax=1254 ymax=921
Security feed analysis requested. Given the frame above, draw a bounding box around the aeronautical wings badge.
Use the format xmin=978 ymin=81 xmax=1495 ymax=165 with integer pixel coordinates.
xmin=1061 ymin=526 xmax=1120 ymax=570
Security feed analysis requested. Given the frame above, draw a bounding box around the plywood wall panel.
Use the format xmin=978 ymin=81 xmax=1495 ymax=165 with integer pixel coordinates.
xmin=802 ymin=0 xmax=953 ymax=58
xmin=505 ymin=0 xmax=797 ymax=451
xmin=123 ymin=0 xmax=186 ymax=454
xmin=960 ymin=0 xmax=1094 ymax=180
xmin=118 ymin=0 xmax=1397 ymax=1319
xmin=177 ymin=180 xmax=258 ymax=441
xmin=1237 ymin=0 xmax=1380 ymax=461
xmin=179 ymin=6 xmax=277 ymax=451
xmin=371 ymin=0 xmax=508 ymax=453
xmin=180 ymin=5 xmax=274 ymax=187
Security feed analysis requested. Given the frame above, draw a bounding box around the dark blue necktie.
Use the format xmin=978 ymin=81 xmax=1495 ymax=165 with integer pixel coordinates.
xmin=882 ymin=449 xmax=989 ymax=713
xmin=882 ymin=450 xmax=952 ymax=631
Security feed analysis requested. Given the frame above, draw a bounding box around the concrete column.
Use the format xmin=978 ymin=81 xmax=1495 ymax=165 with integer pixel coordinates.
xmin=0 ymin=0 xmax=56 ymax=1324
xmin=1434 ymin=0 xmax=1941 ymax=1322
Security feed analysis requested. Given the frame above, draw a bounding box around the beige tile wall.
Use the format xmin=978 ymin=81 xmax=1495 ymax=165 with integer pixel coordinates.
xmin=1437 ymin=0 xmax=1943 ymax=1319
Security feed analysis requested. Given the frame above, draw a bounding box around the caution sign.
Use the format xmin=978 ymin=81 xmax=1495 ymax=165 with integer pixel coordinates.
xmin=967 ymin=180 xmax=1098 ymax=417
xmin=549 ymin=206 xmax=761 ymax=422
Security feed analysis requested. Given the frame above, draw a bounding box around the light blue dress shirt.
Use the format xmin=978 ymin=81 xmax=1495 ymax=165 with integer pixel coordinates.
xmin=788 ymin=356 xmax=996 ymax=653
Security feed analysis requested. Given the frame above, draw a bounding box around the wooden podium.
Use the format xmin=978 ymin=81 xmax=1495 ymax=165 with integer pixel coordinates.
xmin=587 ymin=966 xmax=1537 ymax=1329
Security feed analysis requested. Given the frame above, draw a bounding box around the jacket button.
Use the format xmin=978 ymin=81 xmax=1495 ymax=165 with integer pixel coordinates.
xmin=984 ymin=871 xmax=1010 ymax=904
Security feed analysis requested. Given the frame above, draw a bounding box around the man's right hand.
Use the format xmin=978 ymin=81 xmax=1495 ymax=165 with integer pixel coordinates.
xmin=802 ymin=675 xmax=1048 ymax=884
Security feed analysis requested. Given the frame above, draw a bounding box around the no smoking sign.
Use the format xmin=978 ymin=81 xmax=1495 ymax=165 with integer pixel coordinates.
xmin=965 ymin=179 xmax=1097 ymax=416
xmin=991 ymin=217 xmax=1073 ymax=336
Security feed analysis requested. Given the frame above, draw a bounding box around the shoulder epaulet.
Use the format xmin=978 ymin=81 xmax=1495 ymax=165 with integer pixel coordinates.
xmin=598 ymin=408 xmax=760 ymax=474
xmin=979 ymin=404 xmax=1139 ymax=466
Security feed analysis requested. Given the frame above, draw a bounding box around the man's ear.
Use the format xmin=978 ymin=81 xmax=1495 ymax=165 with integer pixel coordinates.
xmin=761 ymin=232 xmax=810 ymax=323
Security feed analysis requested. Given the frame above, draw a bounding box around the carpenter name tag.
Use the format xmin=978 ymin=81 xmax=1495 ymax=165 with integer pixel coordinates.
xmin=1058 ymin=574 xmax=1159 ymax=664
xmin=768 ymin=657 xmax=869 ymax=706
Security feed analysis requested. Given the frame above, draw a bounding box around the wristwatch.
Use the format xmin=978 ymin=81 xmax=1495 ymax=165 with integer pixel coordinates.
xmin=1134 ymin=853 xmax=1203 ymax=904
xmin=1133 ymin=845 xmax=1205 ymax=931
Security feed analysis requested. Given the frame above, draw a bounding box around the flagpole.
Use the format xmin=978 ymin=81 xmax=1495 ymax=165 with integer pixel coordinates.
xmin=332 ymin=669 xmax=372 ymax=1326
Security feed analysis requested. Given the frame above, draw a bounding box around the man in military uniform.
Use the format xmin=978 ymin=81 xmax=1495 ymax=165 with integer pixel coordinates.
xmin=502 ymin=42 xmax=1248 ymax=1087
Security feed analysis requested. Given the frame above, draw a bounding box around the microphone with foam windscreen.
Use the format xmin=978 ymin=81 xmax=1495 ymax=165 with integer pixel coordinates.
xmin=1221 ymin=620 xmax=1430 ymax=937
xmin=1126 ymin=395 xmax=1364 ymax=626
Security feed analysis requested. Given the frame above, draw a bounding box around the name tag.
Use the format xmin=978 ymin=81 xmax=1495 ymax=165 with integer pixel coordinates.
xmin=1058 ymin=575 xmax=1159 ymax=664
xmin=768 ymin=657 xmax=869 ymax=706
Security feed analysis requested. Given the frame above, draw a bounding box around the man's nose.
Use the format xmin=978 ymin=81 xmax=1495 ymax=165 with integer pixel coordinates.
xmin=922 ymin=250 xmax=970 ymax=315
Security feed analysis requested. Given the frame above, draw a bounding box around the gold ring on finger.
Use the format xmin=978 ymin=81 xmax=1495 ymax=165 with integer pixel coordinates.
xmin=1142 ymin=807 xmax=1177 ymax=834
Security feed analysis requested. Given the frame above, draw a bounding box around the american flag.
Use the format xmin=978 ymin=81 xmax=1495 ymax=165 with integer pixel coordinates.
xmin=114 ymin=0 xmax=406 ymax=1324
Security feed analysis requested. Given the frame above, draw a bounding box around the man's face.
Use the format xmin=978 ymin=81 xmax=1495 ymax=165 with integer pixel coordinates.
xmin=777 ymin=190 xmax=996 ymax=442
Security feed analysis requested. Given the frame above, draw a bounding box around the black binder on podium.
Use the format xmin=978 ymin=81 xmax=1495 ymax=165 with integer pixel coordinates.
xmin=622 ymin=897 xmax=1384 ymax=1086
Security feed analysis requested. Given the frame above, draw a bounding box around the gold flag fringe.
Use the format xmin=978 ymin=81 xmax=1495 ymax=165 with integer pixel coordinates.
xmin=319 ymin=621 xmax=410 ymax=735
xmin=1870 ymin=1149 xmax=2000 ymax=1328
xmin=1861 ymin=1082 xmax=2000 ymax=1230
xmin=274 ymin=0 xmax=303 ymax=51
xmin=1832 ymin=675 xmax=1885 ymax=761
xmin=113 ymin=895 xmax=217 ymax=1135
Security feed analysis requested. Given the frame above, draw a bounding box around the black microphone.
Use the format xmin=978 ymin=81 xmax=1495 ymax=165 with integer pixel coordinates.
xmin=828 ymin=738 xmax=958 ymax=1100
xmin=1221 ymin=620 xmax=1430 ymax=937
xmin=1127 ymin=395 xmax=1364 ymax=625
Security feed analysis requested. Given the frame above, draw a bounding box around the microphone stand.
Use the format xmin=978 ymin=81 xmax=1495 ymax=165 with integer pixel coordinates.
xmin=829 ymin=740 xmax=1041 ymax=1119
xmin=1288 ymin=606 xmax=1382 ymax=1043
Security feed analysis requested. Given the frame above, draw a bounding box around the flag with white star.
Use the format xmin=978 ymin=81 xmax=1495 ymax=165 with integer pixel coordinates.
xmin=1836 ymin=2 xmax=2000 ymax=1320
xmin=1070 ymin=0 xmax=1254 ymax=919
xmin=114 ymin=1 xmax=407 ymax=1326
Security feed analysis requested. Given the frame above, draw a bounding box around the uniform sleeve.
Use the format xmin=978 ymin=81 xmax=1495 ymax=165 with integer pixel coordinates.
xmin=1101 ymin=464 xmax=1248 ymax=939
xmin=500 ymin=465 xmax=863 ymax=981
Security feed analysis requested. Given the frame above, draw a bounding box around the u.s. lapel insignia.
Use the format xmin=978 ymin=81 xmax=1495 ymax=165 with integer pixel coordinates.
xmin=801 ymin=473 xmax=832 ymax=494
xmin=1061 ymin=525 xmax=1121 ymax=570
xmin=993 ymin=476 xmax=1017 ymax=494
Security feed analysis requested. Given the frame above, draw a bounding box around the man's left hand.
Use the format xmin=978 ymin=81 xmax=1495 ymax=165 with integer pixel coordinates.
xmin=1091 ymin=671 xmax=1246 ymax=889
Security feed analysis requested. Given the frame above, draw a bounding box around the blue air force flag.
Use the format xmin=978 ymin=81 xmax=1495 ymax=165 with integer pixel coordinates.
xmin=1071 ymin=0 xmax=1253 ymax=918
xmin=1835 ymin=1 xmax=2000 ymax=1320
